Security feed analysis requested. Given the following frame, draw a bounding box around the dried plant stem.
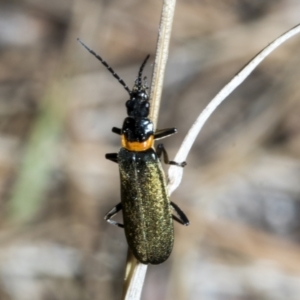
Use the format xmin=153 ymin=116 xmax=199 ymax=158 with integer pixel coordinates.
xmin=122 ymin=1 xmax=177 ymax=299
xmin=122 ymin=251 xmax=148 ymax=300
xmin=167 ymin=23 xmax=300 ymax=195
xmin=149 ymin=0 xmax=177 ymax=128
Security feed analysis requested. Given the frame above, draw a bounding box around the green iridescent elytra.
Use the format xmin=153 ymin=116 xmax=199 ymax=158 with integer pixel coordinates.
xmin=118 ymin=147 xmax=174 ymax=264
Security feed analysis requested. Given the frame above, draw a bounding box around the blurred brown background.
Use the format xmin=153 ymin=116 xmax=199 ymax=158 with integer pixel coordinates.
xmin=0 ymin=0 xmax=300 ymax=299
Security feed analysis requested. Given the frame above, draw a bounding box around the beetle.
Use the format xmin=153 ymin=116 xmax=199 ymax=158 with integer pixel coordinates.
xmin=78 ymin=39 xmax=189 ymax=264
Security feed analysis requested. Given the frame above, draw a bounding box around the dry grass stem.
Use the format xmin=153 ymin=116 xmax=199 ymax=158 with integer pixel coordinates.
xmin=149 ymin=0 xmax=177 ymax=128
xmin=122 ymin=250 xmax=148 ymax=300
xmin=167 ymin=23 xmax=300 ymax=195
xmin=123 ymin=0 xmax=177 ymax=299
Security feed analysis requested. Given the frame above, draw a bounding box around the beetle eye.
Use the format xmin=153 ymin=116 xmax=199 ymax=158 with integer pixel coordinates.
xmin=126 ymin=100 xmax=134 ymax=109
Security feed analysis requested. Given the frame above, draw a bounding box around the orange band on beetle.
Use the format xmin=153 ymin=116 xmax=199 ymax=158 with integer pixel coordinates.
xmin=122 ymin=135 xmax=154 ymax=151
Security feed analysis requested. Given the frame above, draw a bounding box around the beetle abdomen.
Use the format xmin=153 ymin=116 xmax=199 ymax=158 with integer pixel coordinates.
xmin=118 ymin=148 xmax=174 ymax=264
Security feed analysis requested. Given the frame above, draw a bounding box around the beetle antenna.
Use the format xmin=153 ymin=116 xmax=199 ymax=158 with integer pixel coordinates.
xmin=137 ymin=55 xmax=150 ymax=89
xmin=77 ymin=38 xmax=131 ymax=96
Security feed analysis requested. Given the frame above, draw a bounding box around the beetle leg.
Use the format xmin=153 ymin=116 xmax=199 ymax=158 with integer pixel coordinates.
xmin=156 ymin=144 xmax=186 ymax=167
xmin=171 ymin=201 xmax=189 ymax=226
xmin=154 ymin=128 xmax=177 ymax=140
xmin=112 ymin=127 xmax=122 ymax=135
xmin=104 ymin=203 xmax=124 ymax=228
xmin=105 ymin=153 xmax=118 ymax=163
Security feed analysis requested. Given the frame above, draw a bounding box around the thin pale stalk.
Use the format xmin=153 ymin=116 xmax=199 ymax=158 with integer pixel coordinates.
xmin=149 ymin=0 xmax=177 ymax=128
xmin=122 ymin=0 xmax=177 ymax=299
xmin=168 ymin=23 xmax=300 ymax=195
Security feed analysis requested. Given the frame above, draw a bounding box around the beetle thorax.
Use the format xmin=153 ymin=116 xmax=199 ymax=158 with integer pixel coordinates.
xmin=122 ymin=117 xmax=154 ymax=142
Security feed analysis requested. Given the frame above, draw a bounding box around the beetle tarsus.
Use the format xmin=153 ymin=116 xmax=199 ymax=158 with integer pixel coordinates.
xmin=156 ymin=143 xmax=186 ymax=167
xmin=171 ymin=201 xmax=190 ymax=226
xmin=105 ymin=203 xmax=124 ymax=228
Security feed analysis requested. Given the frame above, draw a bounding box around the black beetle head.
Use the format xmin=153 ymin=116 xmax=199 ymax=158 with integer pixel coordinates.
xmin=126 ymin=85 xmax=150 ymax=117
xmin=126 ymin=55 xmax=150 ymax=118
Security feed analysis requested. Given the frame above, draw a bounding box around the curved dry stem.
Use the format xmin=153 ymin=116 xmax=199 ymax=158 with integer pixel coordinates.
xmin=167 ymin=23 xmax=300 ymax=195
xmin=122 ymin=0 xmax=177 ymax=299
